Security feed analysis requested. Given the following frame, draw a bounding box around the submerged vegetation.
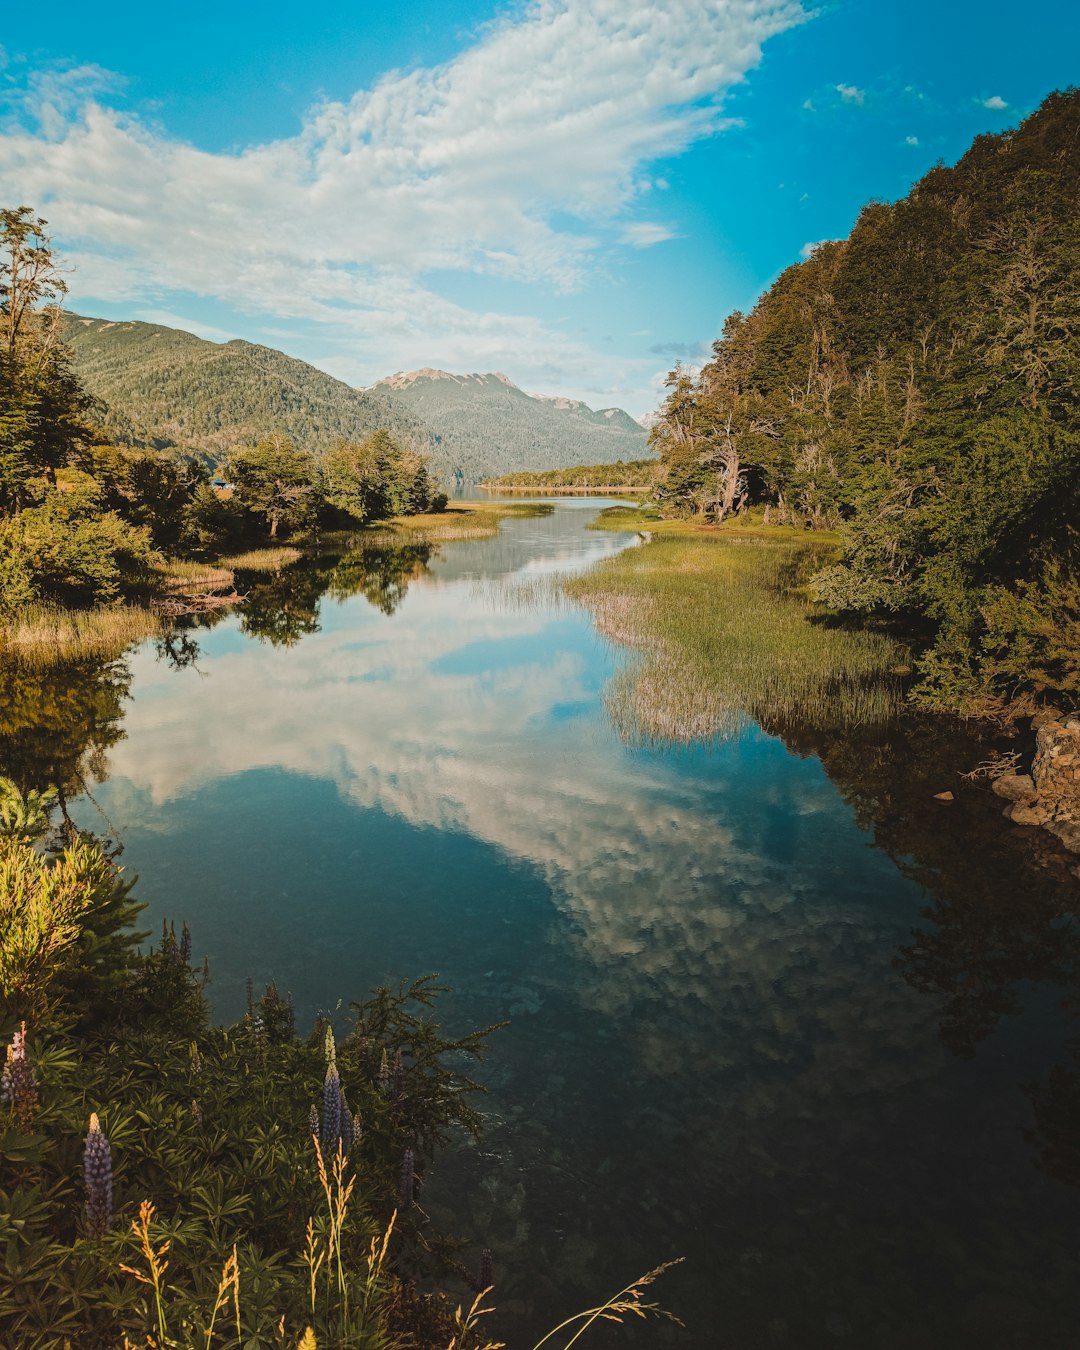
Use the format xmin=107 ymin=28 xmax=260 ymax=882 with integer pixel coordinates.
xmin=647 ymin=90 xmax=1080 ymax=716
xmin=567 ymin=509 xmax=906 ymax=744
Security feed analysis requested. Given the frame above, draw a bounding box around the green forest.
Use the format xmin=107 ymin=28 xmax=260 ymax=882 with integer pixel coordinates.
xmin=482 ymin=459 xmax=658 ymax=490
xmin=648 ymin=89 xmax=1080 ymax=715
xmin=0 ymin=213 xmax=445 ymax=628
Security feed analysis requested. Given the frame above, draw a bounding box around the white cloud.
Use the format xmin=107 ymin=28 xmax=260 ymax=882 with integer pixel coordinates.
xmin=0 ymin=0 xmax=806 ymax=409
xmin=799 ymin=238 xmax=838 ymax=259
xmin=620 ymin=222 xmax=678 ymax=248
xmin=835 ymin=82 xmax=865 ymax=106
xmin=905 ymin=135 xmax=919 ymax=146
xmin=982 ymin=94 xmax=1007 ymax=110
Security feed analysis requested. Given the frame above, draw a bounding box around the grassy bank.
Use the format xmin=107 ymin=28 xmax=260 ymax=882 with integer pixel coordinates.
xmin=0 ymin=603 xmax=165 ymax=668
xmin=567 ymin=510 xmax=906 ymax=744
xmin=359 ymin=500 xmax=554 ymax=545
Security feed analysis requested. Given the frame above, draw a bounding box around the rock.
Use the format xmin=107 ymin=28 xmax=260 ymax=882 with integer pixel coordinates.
xmin=1048 ymin=820 xmax=1080 ymax=853
xmin=1032 ymin=706 xmax=1063 ymax=730
xmin=991 ymin=773 xmax=1039 ymax=803
xmin=933 ymin=790 xmax=954 ymax=802
xmin=1005 ymin=802 xmax=1046 ymax=826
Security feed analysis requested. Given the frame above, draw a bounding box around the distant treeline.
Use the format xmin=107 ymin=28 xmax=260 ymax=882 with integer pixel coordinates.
xmin=483 ymin=458 xmax=659 ymax=490
xmin=648 ymin=89 xmax=1080 ymax=714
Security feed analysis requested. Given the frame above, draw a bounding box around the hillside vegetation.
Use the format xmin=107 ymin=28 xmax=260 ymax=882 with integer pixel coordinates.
xmin=483 ymin=458 xmax=659 ymax=491
xmin=61 ymin=313 xmax=434 ymax=465
xmin=649 ymin=88 xmax=1080 ymax=714
xmin=375 ymin=369 xmax=650 ymax=482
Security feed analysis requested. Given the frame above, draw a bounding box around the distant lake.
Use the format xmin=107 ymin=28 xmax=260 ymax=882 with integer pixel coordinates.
xmin=9 ymin=499 xmax=1077 ymax=1348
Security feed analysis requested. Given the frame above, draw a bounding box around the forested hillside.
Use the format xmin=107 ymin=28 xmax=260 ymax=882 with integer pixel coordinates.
xmin=649 ymin=88 xmax=1080 ymax=713
xmin=61 ymin=313 xmax=435 ymax=464
xmin=375 ymin=368 xmax=650 ymax=481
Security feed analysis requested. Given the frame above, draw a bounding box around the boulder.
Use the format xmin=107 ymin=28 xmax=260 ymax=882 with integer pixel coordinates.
xmin=1005 ymin=802 xmax=1046 ymax=826
xmin=990 ymin=773 xmax=1038 ymax=803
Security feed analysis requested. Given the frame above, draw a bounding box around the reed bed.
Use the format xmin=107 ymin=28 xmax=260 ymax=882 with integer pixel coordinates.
xmin=566 ymin=533 xmax=907 ymax=746
xmin=0 ymin=603 xmax=164 ymax=667
xmin=156 ymin=561 xmax=236 ymax=593
xmin=363 ymin=501 xmax=554 ymax=546
xmin=217 ymin=546 xmax=303 ymax=571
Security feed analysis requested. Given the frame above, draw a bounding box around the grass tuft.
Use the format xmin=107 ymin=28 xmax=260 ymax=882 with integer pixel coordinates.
xmin=0 ymin=603 xmax=163 ymax=667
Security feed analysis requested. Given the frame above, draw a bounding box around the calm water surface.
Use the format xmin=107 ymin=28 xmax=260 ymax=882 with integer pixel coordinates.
xmin=22 ymin=501 xmax=1080 ymax=1346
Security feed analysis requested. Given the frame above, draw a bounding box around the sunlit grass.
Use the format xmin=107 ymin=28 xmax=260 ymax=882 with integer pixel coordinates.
xmin=217 ymin=547 xmax=302 ymax=571
xmin=363 ymin=500 xmax=555 ymax=544
xmin=0 ymin=603 xmax=164 ymax=667
xmin=566 ymin=531 xmax=907 ymax=745
xmin=155 ymin=560 xmax=235 ymax=593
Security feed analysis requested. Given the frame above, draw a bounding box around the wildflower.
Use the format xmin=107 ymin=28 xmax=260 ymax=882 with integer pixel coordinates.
xmin=377 ymin=1047 xmax=390 ymax=1096
xmin=324 ymin=1025 xmax=336 ymax=1066
xmin=479 ymin=1248 xmax=494 ymax=1292
xmin=308 ymin=1104 xmax=319 ymax=1139
xmin=84 ymin=1112 xmax=113 ymax=1239
xmin=321 ymin=1061 xmax=342 ymax=1149
xmin=189 ymin=1041 xmax=202 ymax=1076
xmin=400 ymin=1147 xmax=415 ymax=1208
xmin=341 ymin=1094 xmax=354 ymax=1155
xmin=1 ymin=1022 xmax=38 ymax=1129
xmin=245 ymin=975 xmax=254 ymax=1016
xmin=390 ymin=1048 xmax=405 ymax=1109
xmin=190 ymin=1097 xmax=203 ymax=1127
xmin=178 ymin=922 xmax=191 ymax=965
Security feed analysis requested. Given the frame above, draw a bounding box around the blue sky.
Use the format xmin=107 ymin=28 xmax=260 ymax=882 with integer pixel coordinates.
xmin=1 ymin=0 xmax=1077 ymax=417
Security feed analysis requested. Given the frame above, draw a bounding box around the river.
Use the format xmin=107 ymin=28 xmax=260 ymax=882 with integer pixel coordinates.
xmin=6 ymin=498 xmax=1078 ymax=1348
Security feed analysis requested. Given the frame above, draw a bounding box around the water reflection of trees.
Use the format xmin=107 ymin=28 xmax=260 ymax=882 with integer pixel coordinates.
xmin=775 ymin=710 xmax=1080 ymax=1187
xmin=0 ymin=656 xmax=132 ymax=803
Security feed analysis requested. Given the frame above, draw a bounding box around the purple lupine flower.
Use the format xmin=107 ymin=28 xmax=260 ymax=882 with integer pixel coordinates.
xmin=1 ymin=1022 xmax=38 ymax=1129
xmin=321 ymin=1061 xmax=342 ymax=1149
xmin=308 ymin=1104 xmax=319 ymax=1139
xmin=341 ymin=1092 xmax=353 ymax=1155
xmin=390 ymin=1049 xmax=405 ymax=1109
xmin=178 ymin=922 xmax=191 ymax=966
xmin=377 ymin=1048 xmax=390 ymax=1096
xmin=399 ymin=1148 xmax=415 ymax=1208
xmin=479 ymin=1248 xmax=494 ymax=1292
xmin=84 ymin=1113 xmax=113 ymax=1240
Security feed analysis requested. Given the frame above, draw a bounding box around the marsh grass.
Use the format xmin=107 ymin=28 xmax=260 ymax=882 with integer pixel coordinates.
xmin=218 ymin=547 xmax=303 ymax=572
xmin=566 ymin=532 xmax=907 ymax=745
xmin=364 ymin=501 xmax=556 ymax=546
xmin=156 ymin=561 xmax=236 ymax=593
xmin=0 ymin=603 xmax=164 ymax=667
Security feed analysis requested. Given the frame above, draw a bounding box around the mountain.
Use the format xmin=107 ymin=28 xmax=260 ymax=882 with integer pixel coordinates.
xmin=372 ymin=368 xmax=651 ymax=481
xmin=59 ymin=314 xmax=651 ymax=483
xmin=60 ymin=313 xmax=434 ymax=465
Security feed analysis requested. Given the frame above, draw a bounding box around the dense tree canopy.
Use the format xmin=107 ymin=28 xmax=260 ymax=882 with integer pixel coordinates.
xmin=648 ymin=89 xmax=1080 ymax=712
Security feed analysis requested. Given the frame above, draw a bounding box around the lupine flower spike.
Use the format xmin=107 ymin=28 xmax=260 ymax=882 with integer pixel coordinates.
xmin=479 ymin=1248 xmax=494 ymax=1292
xmin=321 ymin=1060 xmax=342 ymax=1149
xmin=1 ymin=1022 xmax=38 ymax=1128
xmin=400 ymin=1148 xmax=415 ymax=1208
xmin=84 ymin=1113 xmax=113 ymax=1239
xmin=178 ymin=922 xmax=192 ymax=965
xmin=308 ymin=1104 xmax=319 ymax=1139
xmin=377 ymin=1048 xmax=390 ymax=1096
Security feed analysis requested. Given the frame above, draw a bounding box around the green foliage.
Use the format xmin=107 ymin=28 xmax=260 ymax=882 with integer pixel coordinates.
xmin=227 ymin=436 xmax=318 ymax=540
xmin=323 ymin=430 xmax=441 ymax=525
xmin=483 ymin=459 xmax=659 ymax=491
xmin=649 ymin=89 xmax=1080 ymax=712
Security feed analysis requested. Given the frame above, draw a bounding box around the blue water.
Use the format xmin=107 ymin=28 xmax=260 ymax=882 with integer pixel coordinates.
xmin=59 ymin=500 xmax=1078 ymax=1348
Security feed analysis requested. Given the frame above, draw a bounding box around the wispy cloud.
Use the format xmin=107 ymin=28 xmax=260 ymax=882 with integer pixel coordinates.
xmin=982 ymin=94 xmax=1007 ymax=110
xmin=621 ymin=222 xmax=678 ymax=248
xmin=0 ymin=0 xmax=807 ymax=404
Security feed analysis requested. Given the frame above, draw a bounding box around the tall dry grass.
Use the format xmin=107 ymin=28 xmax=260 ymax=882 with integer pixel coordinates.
xmin=0 ymin=604 xmax=163 ymax=667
